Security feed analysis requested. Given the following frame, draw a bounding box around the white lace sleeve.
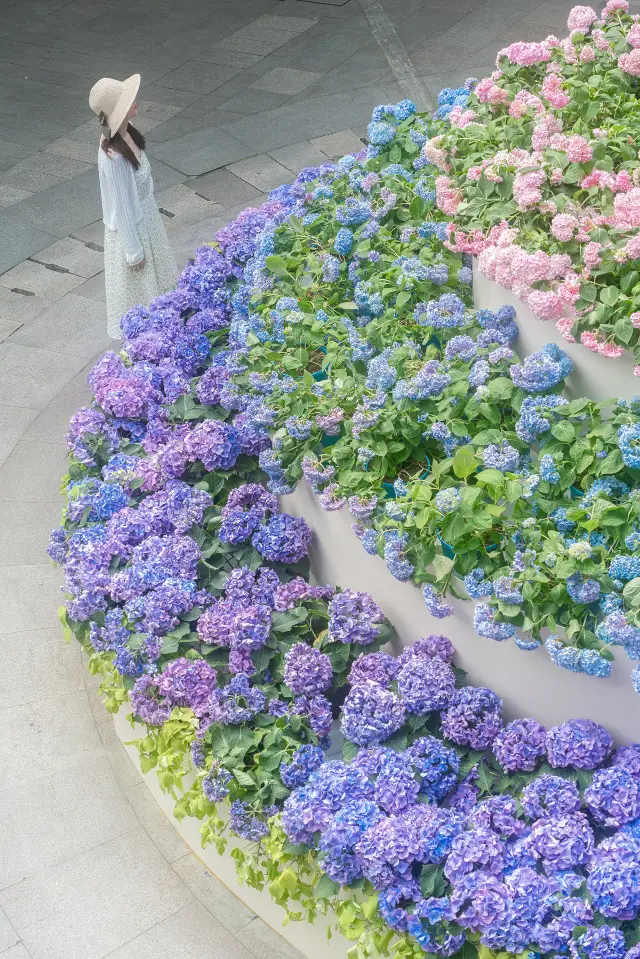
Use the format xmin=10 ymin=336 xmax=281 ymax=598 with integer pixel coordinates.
xmin=102 ymin=153 xmax=144 ymax=266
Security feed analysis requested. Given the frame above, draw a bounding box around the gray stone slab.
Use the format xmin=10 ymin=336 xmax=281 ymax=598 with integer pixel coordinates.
xmin=32 ymin=237 xmax=103 ymax=278
xmin=268 ymin=139 xmax=329 ymax=174
xmin=0 ymin=905 xmax=19 ymax=952
xmin=9 ymin=152 xmax=94 ymax=179
xmin=0 ymin=498 xmax=63 ymax=565
xmin=311 ymin=128 xmax=365 ymax=157
xmin=187 ymin=166 xmax=263 ymax=206
xmin=0 ymin=406 xmax=40 ymax=468
xmin=156 ymin=183 xmax=223 ymax=229
xmin=0 ymin=167 xmax=101 ymax=239
xmin=227 ymin=153 xmax=293 ymax=192
xmin=190 ymin=47 xmax=264 ymax=68
xmin=0 ymin=185 xmax=32 ymax=208
xmin=172 ymin=854 xmax=255 ymax=935
xmin=125 ymin=783 xmax=189 ymax=864
xmin=168 ymin=215 xmax=227 ymax=263
xmin=95 ymin=718 xmax=145 ymax=791
xmin=0 ymin=219 xmax=59 ymax=274
xmin=252 ymin=66 xmax=321 ymax=95
xmin=0 ymin=259 xmax=86 ymax=299
xmin=0 ymin=439 xmax=70 ymax=501
xmin=145 ymin=113 xmax=221 ymax=146
xmin=0 ymin=943 xmax=29 ymax=958
xmin=0 ymin=141 xmax=34 ymax=172
xmin=0 ymin=627 xmax=83 ymax=710
xmin=74 ymin=270 xmax=106 ymax=303
xmin=0 ymin=564 xmax=63 ymax=632
xmin=154 ymin=60 xmax=242 ymax=94
xmin=0 ymin=828 xmax=194 ymax=959
xmin=9 ymin=292 xmax=111 ymax=358
xmin=147 ymin=125 xmax=256 ymax=177
xmin=0 ymin=344 xmax=86 ymax=409
xmin=0 ymin=287 xmax=48 ymax=325
xmin=217 ymin=88 xmax=291 ymax=116
xmin=0 ymin=319 xmax=22 ymax=340
xmin=45 ymin=138 xmax=99 ymax=164
xmin=0 ymin=756 xmax=138 ymax=889
xmin=70 ymin=219 xmax=103 ymax=245
xmin=220 ymin=107 xmax=332 ymax=154
xmin=106 ymin=901 xmax=255 ymax=959
xmin=236 ymin=917 xmax=304 ymax=959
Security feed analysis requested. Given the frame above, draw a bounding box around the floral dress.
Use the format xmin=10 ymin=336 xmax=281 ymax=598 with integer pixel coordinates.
xmin=99 ymin=147 xmax=178 ymax=339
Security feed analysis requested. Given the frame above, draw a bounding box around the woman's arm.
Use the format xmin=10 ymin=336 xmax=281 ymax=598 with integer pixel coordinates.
xmin=102 ymin=153 xmax=145 ymax=266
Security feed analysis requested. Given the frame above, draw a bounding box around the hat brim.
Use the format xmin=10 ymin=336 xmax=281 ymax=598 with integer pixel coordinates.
xmin=108 ymin=73 xmax=141 ymax=138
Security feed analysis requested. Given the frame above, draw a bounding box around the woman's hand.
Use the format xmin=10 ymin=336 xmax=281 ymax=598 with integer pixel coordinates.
xmin=131 ymin=257 xmax=146 ymax=272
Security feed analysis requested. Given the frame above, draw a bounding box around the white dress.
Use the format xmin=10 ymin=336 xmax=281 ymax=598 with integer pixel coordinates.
xmin=98 ymin=147 xmax=178 ymax=339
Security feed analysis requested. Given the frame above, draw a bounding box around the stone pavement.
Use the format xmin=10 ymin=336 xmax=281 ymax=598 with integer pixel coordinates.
xmin=0 ymin=0 xmax=597 ymax=955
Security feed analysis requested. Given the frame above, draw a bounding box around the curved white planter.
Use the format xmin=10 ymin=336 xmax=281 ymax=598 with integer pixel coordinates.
xmin=282 ymin=482 xmax=640 ymax=744
xmin=112 ymin=708 xmax=348 ymax=959
xmin=472 ymin=265 xmax=639 ymax=403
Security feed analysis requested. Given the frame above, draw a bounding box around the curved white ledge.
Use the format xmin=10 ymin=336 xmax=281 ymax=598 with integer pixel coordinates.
xmin=472 ymin=266 xmax=639 ymax=404
xmin=112 ymin=708 xmax=348 ymax=959
xmin=282 ymin=483 xmax=640 ymax=744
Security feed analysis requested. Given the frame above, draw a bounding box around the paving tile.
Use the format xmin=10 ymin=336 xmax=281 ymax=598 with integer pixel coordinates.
xmin=0 ymin=287 xmax=47 ymax=325
xmin=0 ymin=692 xmax=104 ymax=788
xmin=217 ymin=88 xmax=291 ymax=116
xmin=0 ymin=141 xmax=34 ymax=172
xmin=125 ymin=783 xmax=189 ymax=863
xmin=219 ymin=14 xmax=318 ymax=57
xmin=168 ymin=216 xmax=227 ymax=264
xmin=226 ymin=154 xmax=292 ymax=192
xmin=0 ymin=406 xmax=40 ymax=467
xmin=154 ymin=60 xmax=242 ymax=94
xmin=190 ymin=47 xmax=264 ymax=68
xmin=147 ymin=125 xmax=255 ymax=177
xmin=0 ymin=906 xmax=19 ymax=952
xmin=237 ymin=917 xmax=304 ymax=959
xmin=137 ymin=98 xmax=185 ymax=121
xmin=0 ymin=498 xmax=63 ymax=564
xmin=220 ymin=108 xmax=332 ymax=154
xmin=7 ymin=152 xmax=93 ymax=178
xmin=155 ymin=183 xmax=223 ymax=230
xmin=31 ymin=236 xmax=103 ymax=278
xmin=0 ymin=438 xmax=70 ymax=500
xmin=0 ymin=564 xmax=63 ymax=632
xmin=0 ymin=185 xmax=32 ymax=209
xmin=268 ymin=139 xmax=329 ymax=174
xmin=0 ymin=944 xmax=30 ymax=959
xmin=0 ymin=340 xmax=87 ymax=407
xmin=45 ymin=138 xmax=98 ymax=163
xmin=74 ymin=270 xmax=106 ymax=303
xmin=0 ymin=167 xmax=101 ymax=239
xmin=22 ymin=361 xmax=94 ymax=445
xmin=0 ymin=627 xmax=83 ymax=709
xmin=0 ymin=219 xmax=59 ymax=274
xmin=252 ymin=66 xmax=321 ymax=95
xmin=70 ymin=218 xmax=103 ymax=245
xmin=0 ymin=828 xmax=194 ymax=959
xmin=0 ymin=756 xmax=138 ymax=889
xmin=95 ymin=716 xmax=144 ymax=791
xmin=9 ymin=292 xmax=111 ymax=357
xmin=0 ymin=319 xmax=22 ymax=341
xmin=0 ymin=259 xmax=85 ymax=298
xmin=311 ymin=128 xmax=366 ymax=157
xmin=172 ymin=853 xmax=255 ymax=935
xmin=105 ymin=900 xmax=255 ymax=959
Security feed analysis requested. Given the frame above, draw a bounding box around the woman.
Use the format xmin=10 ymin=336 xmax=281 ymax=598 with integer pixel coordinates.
xmin=89 ymin=74 xmax=177 ymax=339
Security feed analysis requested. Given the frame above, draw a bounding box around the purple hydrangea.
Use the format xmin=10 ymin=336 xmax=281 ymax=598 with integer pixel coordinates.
xmin=252 ymin=514 xmax=312 ymax=564
xmin=440 ymin=687 xmax=503 ymax=750
xmin=397 ymin=635 xmax=455 ymax=666
xmin=280 ymin=745 xmax=325 ymax=789
xmin=328 ymin=590 xmax=386 ymax=645
xmin=284 ymin=643 xmax=333 ymax=696
xmin=492 ymin=718 xmax=547 ymax=772
xmin=521 ymin=775 xmax=581 ymax=820
xmin=340 ymin=681 xmax=406 ymax=746
xmin=348 ymin=652 xmax=399 ymax=688
xmin=546 ymin=720 xmax=613 ymax=770
xmin=397 ymin=656 xmax=456 ymax=714
xmin=585 ymin=765 xmax=640 ymax=827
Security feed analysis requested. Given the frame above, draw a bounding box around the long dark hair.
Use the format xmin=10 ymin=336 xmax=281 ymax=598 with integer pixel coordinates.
xmin=100 ymin=121 xmax=146 ymax=169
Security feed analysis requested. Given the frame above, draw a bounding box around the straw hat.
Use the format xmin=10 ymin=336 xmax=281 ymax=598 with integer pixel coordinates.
xmin=89 ymin=74 xmax=140 ymax=138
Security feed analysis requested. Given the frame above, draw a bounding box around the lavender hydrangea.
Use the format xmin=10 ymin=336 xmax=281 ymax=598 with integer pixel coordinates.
xmin=284 ymin=643 xmax=333 ymax=696
xmin=340 ymin=681 xmax=406 ymax=746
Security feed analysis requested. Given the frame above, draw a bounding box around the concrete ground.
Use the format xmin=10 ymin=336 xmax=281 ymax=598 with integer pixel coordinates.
xmin=0 ymin=0 xmax=592 ymax=955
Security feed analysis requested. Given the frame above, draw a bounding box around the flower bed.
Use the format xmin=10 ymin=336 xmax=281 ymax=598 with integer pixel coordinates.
xmin=435 ymin=1 xmax=640 ymax=365
xmin=48 ymin=16 xmax=640 ymax=956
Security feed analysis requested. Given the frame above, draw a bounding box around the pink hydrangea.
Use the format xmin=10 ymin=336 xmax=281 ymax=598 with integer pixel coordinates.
xmin=557 ymin=317 xmax=577 ymax=341
xmin=627 ymin=22 xmax=640 ymax=47
xmin=513 ymin=168 xmax=546 ymax=210
xmin=625 ymin=236 xmax=640 ymax=259
xmin=423 ymin=136 xmax=448 ymax=171
xmin=435 ymin=176 xmax=462 ymax=216
xmin=580 ymin=45 xmax=596 ymax=61
xmin=498 ymin=41 xmax=552 ymax=66
xmin=449 ymin=106 xmax=476 ymax=128
xmin=567 ymin=5 xmax=598 ymax=31
xmin=600 ymin=341 xmax=625 ymax=358
xmin=532 ymin=115 xmax=563 ymax=151
xmin=631 ymin=312 xmax=640 ymax=328
xmin=565 ymin=135 xmax=593 ymax=163
xmin=619 ymin=48 xmax=640 ymax=74
xmin=634 ymin=365 xmax=640 ymax=376
xmin=527 ymin=289 xmax=567 ymax=320
xmin=581 ymin=331 xmax=604 ymax=352
xmin=541 ymin=73 xmax=571 ymax=107
xmin=592 ymin=29 xmax=610 ymax=50
xmin=584 ymin=242 xmax=603 ymax=267
xmin=581 ymin=169 xmax=615 ymax=190
xmin=614 ymin=188 xmax=640 ymax=228
xmin=616 ymin=170 xmax=633 ymax=192
xmin=467 ymin=166 xmax=483 ymax=180
xmin=551 ymin=213 xmax=579 ymax=241
xmin=508 ymin=90 xmax=545 ymax=117
xmin=560 ymin=38 xmax=579 ymax=63
xmin=602 ymin=0 xmax=629 ymax=17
